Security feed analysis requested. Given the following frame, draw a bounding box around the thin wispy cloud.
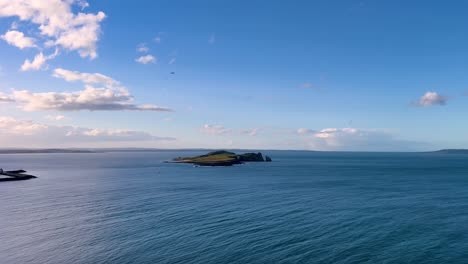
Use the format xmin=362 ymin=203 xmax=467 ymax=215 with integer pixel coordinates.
xmin=136 ymin=43 xmax=149 ymax=53
xmin=45 ymin=115 xmax=66 ymax=121
xmin=20 ymin=50 xmax=58 ymax=71
xmin=240 ymin=128 xmax=259 ymax=136
xmin=52 ymin=68 xmax=118 ymax=87
xmin=202 ymin=124 xmax=231 ymax=135
xmin=0 ymin=116 xmax=175 ymax=146
xmin=154 ymin=32 xmax=164 ymax=43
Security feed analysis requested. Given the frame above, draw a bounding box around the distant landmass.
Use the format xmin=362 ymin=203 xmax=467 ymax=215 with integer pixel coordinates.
xmin=2 ymin=148 xmax=468 ymax=155
xmin=0 ymin=149 xmax=95 ymax=154
xmin=171 ymin=150 xmax=272 ymax=166
xmin=430 ymin=149 xmax=468 ymax=154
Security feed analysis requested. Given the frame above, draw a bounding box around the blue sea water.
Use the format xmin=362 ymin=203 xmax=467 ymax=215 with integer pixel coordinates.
xmin=1 ymin=151 xmax=468 ymax=264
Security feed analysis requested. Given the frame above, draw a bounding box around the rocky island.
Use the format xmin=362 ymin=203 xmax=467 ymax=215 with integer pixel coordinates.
xmin=172 ymin=150 xmax=272 ymax=166
xmin=0 ymin=170 xmax=37 ymax=182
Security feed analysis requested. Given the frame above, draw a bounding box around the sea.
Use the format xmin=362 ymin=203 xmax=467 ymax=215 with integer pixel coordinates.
xmin=1 ymin=150 xmax=468 ymax=264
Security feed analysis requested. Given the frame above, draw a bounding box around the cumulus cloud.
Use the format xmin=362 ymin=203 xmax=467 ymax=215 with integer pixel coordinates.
xmin=1 ymin=30 xmax=36 ymax=49
xmin=0 ymin=0 xmax=106 ymax=59
xmin=415 ymin=91 xmax=447 ymax=107
xmin=135 ymin=54 xmax=156 ymax=64
xmin=0 ymin=116 xmax=175 ymax=147
xmin=12 ymin=85 xmax=172 ymax=112
xmin=0 ymin=68 xmax=173 ymax=112
xmin=52 ymin=68 xmax=118 ymax=87
xmin=202 ymin=124 xmax=232 ymax=135
xmin=297 ymin=127 xmax=423 ymax=151
xmin=20 ymin=50 xmax=58 ymax=71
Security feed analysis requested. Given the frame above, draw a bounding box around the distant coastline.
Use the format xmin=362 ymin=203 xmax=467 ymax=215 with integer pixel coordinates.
xmin=428 ymin=149 xmax=468 ymax=154
xmin=0 ymin=149 xmax=96 ymax=154
xmin=1 ymin=148 xmax=467 ymax=155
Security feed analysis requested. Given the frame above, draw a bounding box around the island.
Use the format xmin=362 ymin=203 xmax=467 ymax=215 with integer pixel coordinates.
xmin=171 ymin=150 xmax=272 ymax=166
xmin=0 ymin=170 xmax=37 ymax=182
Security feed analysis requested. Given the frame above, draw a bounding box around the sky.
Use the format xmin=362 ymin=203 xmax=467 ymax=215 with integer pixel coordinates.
xmin=0 ymin=0 xmax=467 ymax=151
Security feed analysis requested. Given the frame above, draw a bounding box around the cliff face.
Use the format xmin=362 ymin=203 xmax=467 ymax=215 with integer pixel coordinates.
xmin=237 ymin=152 xmax=265 ymax=162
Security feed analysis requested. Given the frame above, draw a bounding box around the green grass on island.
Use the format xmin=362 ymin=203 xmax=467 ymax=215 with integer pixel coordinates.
xmin=173 ymin=150 xmax=272 ymax=166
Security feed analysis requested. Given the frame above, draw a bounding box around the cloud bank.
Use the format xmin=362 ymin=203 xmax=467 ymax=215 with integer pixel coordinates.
xmin=0 ymin=116 xmax=175 ymax=147
xmin=297 ymin=127 xmax=423 ymax=151
xmin=12 ymin=86 xmax=172 ymax=112
xmin=2 ymin=68 xmax=172 ymax=112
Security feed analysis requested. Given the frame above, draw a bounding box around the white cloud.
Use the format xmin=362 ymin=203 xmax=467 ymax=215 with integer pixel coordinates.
xmin=66 ymin=128 xmax=173 ymax=141
xmin=45 ymin=114 xmax=65 ymax=121
xmin=12 ymin=85 xmax=172 ymax=112
xmin=415 ymin=91 xmax=447 ymax=107
xmin=297 ymin=127 xmax=422 ymax=151
xmin=0 ymin=116 xmax=175 ymax=146
xmin=297 ymin=128 xmax=315 ymax=135
xmin=136 ymin=43 xmax=149 ymax=53
xmin=0 ymin=116 xmax=47 ymax=135
xmin=0 ymin=92 xmax=14 ymax=102
xmin=8 ymin=68 xmax=174 ymax=112
xmin=20 ymin=50 xmax=58 ymax=71
xmin=135 ymin=54 xmax=156 ymax=64
xmin=21 ymin=52 xmax=46 ymax=71
xmin=0 ymin=0 xmax=106 ymax=59
xmin=52 ymin=68 xmax=118 ymax=87
xmin=202 ymin=124 xmax=231 ymax=135
xmin=1 ymin=30 xmax=36 ymax=49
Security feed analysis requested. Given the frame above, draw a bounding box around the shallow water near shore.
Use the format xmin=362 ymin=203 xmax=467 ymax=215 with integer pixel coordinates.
xmin=1 ymin=151 xmax=468 ymax=263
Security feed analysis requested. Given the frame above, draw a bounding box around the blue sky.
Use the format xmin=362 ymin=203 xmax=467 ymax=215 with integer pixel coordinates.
xmin=0 ymin=0 xmax=467 ymax=150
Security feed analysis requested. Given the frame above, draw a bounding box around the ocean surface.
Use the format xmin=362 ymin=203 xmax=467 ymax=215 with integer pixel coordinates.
xmin=1 ymin=151 xmax=468 ymax=264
